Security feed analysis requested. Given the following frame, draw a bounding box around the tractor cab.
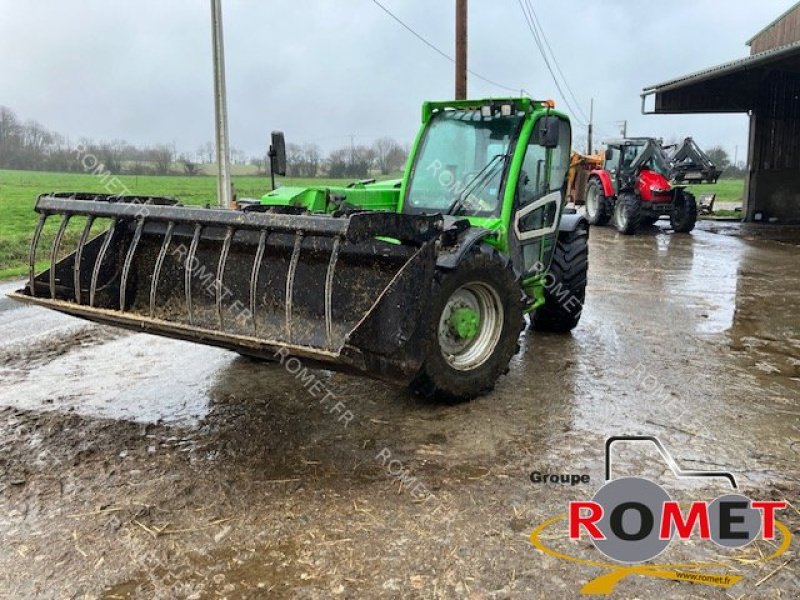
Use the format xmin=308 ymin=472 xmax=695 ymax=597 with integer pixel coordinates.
xmin=603 ymin=137 xmax=672 ymax=193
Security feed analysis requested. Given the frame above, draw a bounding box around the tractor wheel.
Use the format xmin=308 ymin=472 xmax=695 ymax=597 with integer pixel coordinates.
xmin=531 ymin=223 xmax=589 ymax=333
xmin=613 ymin=192 xmax=640 ymax=235
xmin=671 ymin=190 xmax=697 ymax=233
xmin=410 ymin=245 xmax=524 ymax=403
xmin=585 ymin=178 xmax=611 ymax=226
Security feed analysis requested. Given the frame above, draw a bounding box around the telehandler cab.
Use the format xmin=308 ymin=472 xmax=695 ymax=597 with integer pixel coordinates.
xmin=11 ymin=98 xmax=588 ymax=401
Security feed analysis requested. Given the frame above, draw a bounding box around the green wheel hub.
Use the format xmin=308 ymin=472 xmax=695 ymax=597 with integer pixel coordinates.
xmin=448 ymin=306 xmax=480 ymax=340
xmin=437 ymin=281 xmax=505 ymax=371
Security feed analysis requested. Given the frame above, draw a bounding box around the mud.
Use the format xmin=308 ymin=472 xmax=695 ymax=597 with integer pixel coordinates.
xmin=0 ymin=222 xmax=798 ymax=599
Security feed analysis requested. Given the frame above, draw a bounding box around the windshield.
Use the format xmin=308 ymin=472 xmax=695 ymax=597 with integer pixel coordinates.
xmin=647 ymin=145 xmax=672 ymax=177
xmin=624 ymin=141 xmax=671 ymax=177
xmin=405 ymin=110 xmax=523 ymax=216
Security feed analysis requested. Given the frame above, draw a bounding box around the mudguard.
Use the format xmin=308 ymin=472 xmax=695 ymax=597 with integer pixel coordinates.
xmin=558 ymin=213 xmax=588 ymax=233
xmin=435 ymin=224 xmax=494 ymax=270
xmin=589 ymin=170 xmax=614 ymax=197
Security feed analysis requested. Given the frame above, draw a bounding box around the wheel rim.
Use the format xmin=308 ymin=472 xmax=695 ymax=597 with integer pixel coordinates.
xmin=438 ymin=282 xmax=504 ymax=371
xmin=615 ymin=200 xmax=628 ymax=229
xmin=586 ymin=186 xmax=598 ymax=219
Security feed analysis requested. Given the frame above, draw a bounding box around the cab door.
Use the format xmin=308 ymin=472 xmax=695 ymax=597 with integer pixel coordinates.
xmin=604 ymin=145 xmax=622 ymax=194
xmin=511 ymin=115 xmax=571 ymax=275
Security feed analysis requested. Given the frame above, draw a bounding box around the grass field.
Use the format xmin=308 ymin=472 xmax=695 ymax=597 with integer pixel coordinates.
xmin=0 ymin=169 xmax=353 ymax=279
xmin=686 ymin=179 xmax=744 ymax=204
xmin=0 ymin=170 xmax=747 ymax=280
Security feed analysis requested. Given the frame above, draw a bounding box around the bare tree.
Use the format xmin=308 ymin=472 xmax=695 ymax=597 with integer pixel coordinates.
xmin=301 ymin=144 xmax=321 ymax=177
xmin=150 ymin=144 xmax=174 ymax=175
xmin=373 ymin=137 xmax=402 ymax=175
xmin=249 ymin=155 xmax=266 ymax=175
xmin=327 ymin=144 xmax=374 ymax=179
xmin=285 ymin=143 xmax=321 ymax=177
xmin=180 ymin=153 xmax=200 ymax=176
xmin=198 ymin=141 xmax=215 ymax=163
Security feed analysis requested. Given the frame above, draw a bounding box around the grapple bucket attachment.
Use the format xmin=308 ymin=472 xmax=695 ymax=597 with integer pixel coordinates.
xmin=11 ymin=194 xmax=444 ymax=382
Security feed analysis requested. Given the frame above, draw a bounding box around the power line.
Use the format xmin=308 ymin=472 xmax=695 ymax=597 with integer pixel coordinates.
xmin=516 ymin=0 xmax=586 ymax=126
xmin=368 ymin=0 xmax=527 ymax=95
xmin=525 ymin=0 xmax=590 ymax=123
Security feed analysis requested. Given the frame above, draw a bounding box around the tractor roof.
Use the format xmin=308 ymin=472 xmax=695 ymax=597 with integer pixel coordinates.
xmin=421 ymin=97 xmax=560 ymax=121
xmin=604 ymin=137 xmax=659 ymax=145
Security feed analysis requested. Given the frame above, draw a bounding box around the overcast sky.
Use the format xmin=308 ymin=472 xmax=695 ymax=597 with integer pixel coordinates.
xmin=0 ymin=0 xmax=792 ymax=161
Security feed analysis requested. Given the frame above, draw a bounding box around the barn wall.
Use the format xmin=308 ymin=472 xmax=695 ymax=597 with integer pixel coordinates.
xmin=747 ymin=70 xmax=800 ymax=222
xmin=750 ymin=4 xmax=800 ymax=54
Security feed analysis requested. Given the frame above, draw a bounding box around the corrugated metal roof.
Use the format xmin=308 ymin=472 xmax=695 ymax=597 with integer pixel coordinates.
xmin=642 ymin=40 xmax=800 ymax=94
xmin=746 ymin=1 xmax=800 ymax=45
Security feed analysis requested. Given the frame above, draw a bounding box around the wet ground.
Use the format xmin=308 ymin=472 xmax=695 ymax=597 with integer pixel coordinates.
xmin=0 ymin=220 xmax=798 ymax=599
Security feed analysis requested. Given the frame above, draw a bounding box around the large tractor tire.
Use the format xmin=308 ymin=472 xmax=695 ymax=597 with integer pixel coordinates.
xmin=585 ymin=178 xmax=611 ymax=226
xmin=410 ymin=245 xmax=524 ymax=403
xmin=531 ymin=223 xmax=589 ymax=333
xmin=670 ymin=189 xmax=697 ymax=233
xmin=613 ymin=192 xmax=640 ymax=235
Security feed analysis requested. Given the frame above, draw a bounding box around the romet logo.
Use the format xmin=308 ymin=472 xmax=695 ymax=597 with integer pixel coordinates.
xmin=529 ymin=436 xmax=793 ymax=595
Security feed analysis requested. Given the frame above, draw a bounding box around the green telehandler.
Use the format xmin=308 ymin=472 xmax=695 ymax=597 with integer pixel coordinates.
xmin=10 ymin=97 xmax=588 ymax=401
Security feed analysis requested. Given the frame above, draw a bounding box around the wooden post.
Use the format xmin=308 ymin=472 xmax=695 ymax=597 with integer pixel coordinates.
xmin=455 ymin=0 xmax=467 ymax=100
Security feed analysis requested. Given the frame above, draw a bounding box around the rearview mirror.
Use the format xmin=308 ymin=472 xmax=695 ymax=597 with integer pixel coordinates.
xmin=269 ymin=131 xmax=287 ymax=177
xmin=534 ymin=115 xmax=560 ymax=148
xmin=605 ymin=148 xmax=614 ymax=161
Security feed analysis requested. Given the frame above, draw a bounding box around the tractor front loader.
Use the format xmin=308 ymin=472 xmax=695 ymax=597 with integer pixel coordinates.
xmin=10 ymin=98 xmax=588 ymax=401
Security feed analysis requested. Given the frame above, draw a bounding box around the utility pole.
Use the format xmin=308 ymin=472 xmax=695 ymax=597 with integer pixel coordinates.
xmin=211 ymin=0 xmax=232 ymax=207
xmin=455 ymin=0 xmax=467 ymax=100
xmin=588 ymin=98 xmax=594 ymax=154
xmin=621 ymin=120 xmax=628 ymax=138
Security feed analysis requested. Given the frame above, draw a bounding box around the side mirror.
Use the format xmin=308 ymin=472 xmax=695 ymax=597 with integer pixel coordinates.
xmin=605 ymin=148 xmax=614 ymax=161
xmin=535 ymin=115 xmax=560 ymax=148
xmin=269 ymin=131 xmax=287 ymax=177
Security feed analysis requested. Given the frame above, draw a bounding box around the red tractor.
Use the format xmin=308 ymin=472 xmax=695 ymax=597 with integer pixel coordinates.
xmin=584 ymin=137 xmax=697 ymax=234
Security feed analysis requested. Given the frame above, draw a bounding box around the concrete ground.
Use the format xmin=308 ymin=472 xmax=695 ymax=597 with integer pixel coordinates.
xmin=0 ymin=221 xmax=798 ymax=599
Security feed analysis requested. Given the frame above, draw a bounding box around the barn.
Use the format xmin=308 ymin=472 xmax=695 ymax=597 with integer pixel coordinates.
xmin=642 ymin=2 xmax=800 ymax=222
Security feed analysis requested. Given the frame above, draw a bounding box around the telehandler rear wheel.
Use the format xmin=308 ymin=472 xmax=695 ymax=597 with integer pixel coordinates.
xmin=410 ymin=246 xmax=524 ymax=403
xmin=530 ymin=223 xmax=588 ymax=333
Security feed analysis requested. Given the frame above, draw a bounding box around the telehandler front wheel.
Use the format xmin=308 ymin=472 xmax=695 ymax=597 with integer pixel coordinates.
xmin=410 ymin=246 xmax=524 ymax=403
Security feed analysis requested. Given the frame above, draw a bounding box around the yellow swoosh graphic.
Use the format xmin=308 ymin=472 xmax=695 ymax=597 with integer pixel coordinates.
xmin=529 ymin=513 xmax=792 ymax=595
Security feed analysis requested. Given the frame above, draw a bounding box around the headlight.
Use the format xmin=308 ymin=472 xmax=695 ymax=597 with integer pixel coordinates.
xmin=650 ymin=186 xmax=669 ymax=193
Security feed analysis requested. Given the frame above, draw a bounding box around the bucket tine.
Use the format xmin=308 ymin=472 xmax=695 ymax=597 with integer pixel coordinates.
xmin=90 ymin=218 xmax=118 ymax=308
xmin=50 ymin=214 xmax=72 ymax=299
xmin=119 ymin=217 xmax=145 ymax=311
xmin=216 ymin=226 xmax=234 ymax=329
xmin=149 ymin=221 xmax=175 ymax=317
xmin=250 ymin=229 xmax=268 ymax=335
xmin=29 ymin=213 xmax=48 ymax=298
xmin=325 ymin=236 xmax=342 ymax=349
xmin=73 ymin=216 xmax=95 ymax=304
xmin=285 ymin=231 xmax=304 ymax=341
xmin=185 ymin=224 xmax=203 ymax=325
